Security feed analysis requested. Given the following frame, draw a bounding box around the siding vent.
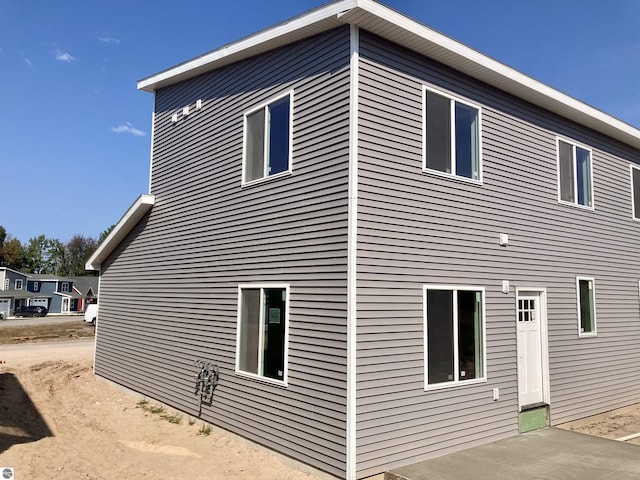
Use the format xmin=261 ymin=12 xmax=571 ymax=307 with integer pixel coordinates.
xmin=171 ymin=113 xmax=178 ymax=123
xmin=182 ymin=105 xmax=190 ymax=116
xmin=499 ymin=233 xmax=509 ymax=246
xmin=196 ymin=99 xmax=202 ymax=110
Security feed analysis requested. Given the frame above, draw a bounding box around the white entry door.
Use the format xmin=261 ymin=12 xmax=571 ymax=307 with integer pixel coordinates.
xmin=517 ymin=292 xmax=545 ymax=408
xmin=62 ymin=297 xmax=70 ymax=314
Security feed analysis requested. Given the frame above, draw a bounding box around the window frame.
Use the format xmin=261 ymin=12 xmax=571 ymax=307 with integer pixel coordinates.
xmin=33 ymin=281 xmax=39 ymax=291
xmin=576 ymin=276 xmax=597 ymax=337
xmin=556 ymin=137 xmax=595 ymax=210
xmin=15 ymin=279 xmax=23 ymax=290
xmin=61 ymin=282 xmax=69 ymax=293
xmin=3 ymin=279 xmax=8 ymax=290
xmin=630 ymin=164 xmax=640 ymax=221
xmin=241 ymin=90 xmax=294 ymax=186
xmin=422 ymin=85 xmax=483 ymax=184
xmin=235 ymin=283 xmax=290 ymax=386
xmin=422 ymin=284 xmax=487 ymax=391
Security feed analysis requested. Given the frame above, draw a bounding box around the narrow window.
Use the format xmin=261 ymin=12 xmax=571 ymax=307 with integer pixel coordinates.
xmin=33 ymin=281 xmax=39 ymax=291
xmin=237 ymin=285 xmax=288 ymax=383
xmin=424 ymin=88 xmax=481 ymax=181
xmin=631 ymin=165 xmax=640 ymax=220
xmin=61 ymin=282 xmax=69 ymax=293
xmin=424 ymin=286 xmax=485 ymax=388
xmin=3 ymin=279 xmax=8 ymax=290
xmin=243 ymin=92 xmax=292 ymax=184
xmin=558 ymin=139 xmax=593 ymax=208
xmin=577 ymin=277 xmax=596 ymax=336
xmin=15 ymin=279 xmax=23 ymax=290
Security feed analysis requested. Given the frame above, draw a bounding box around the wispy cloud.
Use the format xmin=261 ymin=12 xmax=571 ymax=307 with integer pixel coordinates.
xmin=99 ymin=36 xmax=120 ymax=45
xmin=111 ymin=122 xmax=145 ymax=137
xmin=24 ymin=58 xmax=33 ymax=67
xmin=55 ymin=48 xmax=76 ymax=63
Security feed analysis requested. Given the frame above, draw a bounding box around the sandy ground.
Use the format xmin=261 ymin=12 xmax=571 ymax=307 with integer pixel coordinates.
xmin=558 ymin=404 xmax=640 ymax=446
xmin=0 ymin=339 xmax=321 ymax=480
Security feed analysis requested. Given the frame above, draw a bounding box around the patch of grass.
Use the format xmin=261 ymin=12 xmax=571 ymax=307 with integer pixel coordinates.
xmin=161 ymin=413 xmax=182 ymax=424
xmin=0 ymin=321 xmax=95 ymax=344
xmin=148 ymin=405 xmax=165 ymax=414
xmin=188 ymin=417 xmax=196 ymax=426
xmin=137 ymin=398 xmax=149 ymax=407
xmin=198 ymin=423 xmax=211 ymax=436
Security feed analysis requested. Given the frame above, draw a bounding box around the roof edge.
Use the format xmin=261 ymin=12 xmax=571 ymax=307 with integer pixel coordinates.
xmin=137 ymin=0 xmax=357 ymax=92
xmin=85 ymin=194 xmax=155 ymax=271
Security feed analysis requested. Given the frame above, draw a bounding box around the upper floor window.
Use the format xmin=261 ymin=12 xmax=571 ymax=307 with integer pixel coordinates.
xmin=631 ymin=165 xmax=640 ymax=220
xmin=15 ymin=279 xmax=23 ymax=290
xmin=236 ymin=284 xmax=289 ymax=384
xmin=557 ymin=138 xmax=593 ymax=208
xmin=423 ymin=86 xmax=481 ymax=182
xmin=33 ymin=281 xmax=39 ymax=291
xmin=576 ymin=276 xmax=596 ymax=337
xmin=423 ymin=285 xmax=485 ymax=389
xmin=3 ymin=279 xmax=8 ymax=290
xmin=243 ymin=91 xmax=293 ymax=185
xmin=61 ymin=282 xmax=69 ymax=292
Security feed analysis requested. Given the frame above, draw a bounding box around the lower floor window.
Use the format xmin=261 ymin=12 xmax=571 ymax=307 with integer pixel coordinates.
xmin=577 ymin=277 xmax=596 ymax=336
xmin=424 ymin=286 xmax=485 ymax=388
xmin=236 ymin=285 xmax=289 ymax=383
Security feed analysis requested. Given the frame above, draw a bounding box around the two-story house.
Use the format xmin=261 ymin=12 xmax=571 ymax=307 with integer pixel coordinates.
xmin=86 ymin=1 xmax=640 ymax=479
xmin=0 ymin=267 xmax=30 ymax=317
xmin=27 ymin=275 xmax=75 ymax=314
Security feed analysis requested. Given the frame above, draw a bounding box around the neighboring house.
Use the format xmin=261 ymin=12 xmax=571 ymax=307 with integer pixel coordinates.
xmin=68 ymin=276 xmax=99 ymax=312
xmin=0 ymin=267 xmax=30 ymax=317
xmin=85 ymin=1 xmax=640 ymax=479
xmin=27 ymin=275 xmax=75 ymax=314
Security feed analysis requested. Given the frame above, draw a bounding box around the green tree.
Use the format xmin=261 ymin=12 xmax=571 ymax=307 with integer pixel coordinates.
xmin=23 ymin=235 xmax=66 ymax=274
xmin=1 ymin=236 xmax=25 ymax=270
xmin=0 ymin=225 xmax=6 ymax=266
xmin=98 ymin=225 xmax=115 ymax=244
xmin=64 ymin=234 xmax=98 ymax=276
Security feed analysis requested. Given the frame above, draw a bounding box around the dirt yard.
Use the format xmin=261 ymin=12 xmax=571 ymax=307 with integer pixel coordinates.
xmin=0 ymin=323 xmax=320 ymax=480
xmin=559 ymin=405 xmax=640 ymax=446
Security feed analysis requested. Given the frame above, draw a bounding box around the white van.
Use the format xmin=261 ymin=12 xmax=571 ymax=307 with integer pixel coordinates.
xmin=84 ymin=304 xmax=98 ymax=325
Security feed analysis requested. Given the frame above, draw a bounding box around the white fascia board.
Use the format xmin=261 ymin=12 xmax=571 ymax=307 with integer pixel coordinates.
xmin=85 ymin=194 xmax=155 ymax=271
xmin=137 ymin=0 xmax=357 ymax=92
xmin=138 ymin=0 xmax=640 ymax=149
xmin=340 ymin=1 xmax=640 ymax=149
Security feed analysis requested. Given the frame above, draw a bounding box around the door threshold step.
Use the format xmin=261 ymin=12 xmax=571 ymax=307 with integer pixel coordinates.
xmin=519 ymin=405 xmax=549 ymax=433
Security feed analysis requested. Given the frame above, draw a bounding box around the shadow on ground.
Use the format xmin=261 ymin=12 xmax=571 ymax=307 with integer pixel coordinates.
xmin=0 ymin=372 xmax=53 ymax=452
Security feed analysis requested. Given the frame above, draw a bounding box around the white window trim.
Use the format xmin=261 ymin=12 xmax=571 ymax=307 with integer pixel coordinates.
xmin=422 ymin=85 xmax=483 ymax=185
xmin=241 ymin=90 xmax=294 ymax=186
xmin=235 ymin=283 xmax=290 ymax=387
xmin=576 ymin=276 xmax=597 ymax=337
xmin=423 ymin=284 xmax=487 ymax=391
xmin=3 ymin=279 xmax=8 ymax=290
xmin=15 ymin=279 xmax=23 ymax=290
xmin=33 ymin=281 xmax=39 ymax=291
xmin=630 ymin=164 xmax=640 ymax=221
xmin=61 ymin=282 xmax=69 ymax=293
xmin=556 ymin=136 xmax=595 ymax=210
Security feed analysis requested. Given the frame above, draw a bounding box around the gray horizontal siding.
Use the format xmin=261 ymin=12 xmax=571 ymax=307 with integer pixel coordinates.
xmin=355 ymin=31 xmax=640 ymax=477
xmin=96 ymin=27 xmax=351 ymax=479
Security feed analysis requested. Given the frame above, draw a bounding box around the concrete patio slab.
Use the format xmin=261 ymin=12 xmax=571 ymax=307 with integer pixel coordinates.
xmin=385 ymin=428 xmax=640 ymax=480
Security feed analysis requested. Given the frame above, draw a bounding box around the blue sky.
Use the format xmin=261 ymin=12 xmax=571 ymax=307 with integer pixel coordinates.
xmin=2 ymin=0 xmax=639 ymax=244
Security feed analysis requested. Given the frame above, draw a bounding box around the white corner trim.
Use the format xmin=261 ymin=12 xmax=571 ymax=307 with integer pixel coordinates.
xmin=149 ymin=108 xmax=156 ymax=194
xmin=85 ymin=194 xmax=155 ymax=270
xmin=346 ymin=23 xmax=359 ymax=480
